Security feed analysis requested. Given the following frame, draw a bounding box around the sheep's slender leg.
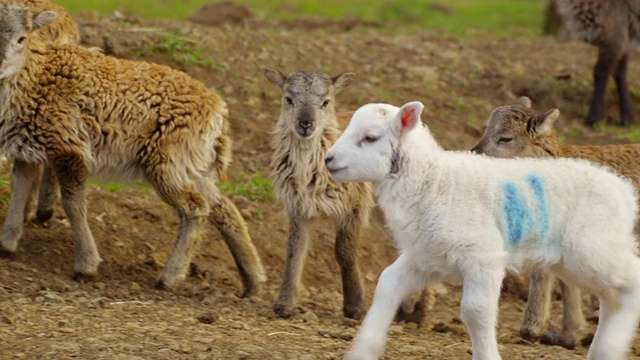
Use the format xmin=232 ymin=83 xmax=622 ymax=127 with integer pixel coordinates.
xmin=587 ymin=293 xmax=639 ymax=360
xmin=585 ymin=46 xmax=621 ymax=126
xmin=520 ymin=267 xmax=554 ymax=341
xmin=149 ymin=173 xmax=208 ymax=289
xmin=274 ymin=215 xmax=310 ymax=317
xmin=541 ymin=281 xmax=585 ymax=349
xmin=23 ymin=164 xmax=43 ymax=222
xmin=335 ymin=210 xmax=365 ymax=319
xmin=35 ymin=165 xmax=60 ymax=223
xmin=0 ymin=160 xmax=41 ymax=253
xmin=460 ymin=269 xmax=505 ymax=360
xmin=54 ymin=155 xmax=102 ymax=278
xmin=209 ymin=192 xmax=266 ymax=297
xmin=346 ymin=254 xmax=424 ymax=360
xmin=614 ymin=53 xmax=635 ymax=126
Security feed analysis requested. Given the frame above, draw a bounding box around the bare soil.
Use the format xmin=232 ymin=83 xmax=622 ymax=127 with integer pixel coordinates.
xmin=2 ymin=10 xmax=640 ymax=360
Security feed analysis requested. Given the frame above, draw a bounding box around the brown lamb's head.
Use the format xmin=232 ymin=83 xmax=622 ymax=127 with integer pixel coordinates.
xmin=471 ymin=96 xmax=562 ymax=158
xmin=263 ymin=68 xmax=355 ymax=139
xmin=0 ymin=1 xmax=57 ymax=79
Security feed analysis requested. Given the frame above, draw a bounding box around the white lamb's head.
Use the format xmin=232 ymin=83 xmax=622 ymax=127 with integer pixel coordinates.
xmin=325 ymin=101 xmax=425 ymax=183
xmin=0 ymin=3 xmax=57 ymax=80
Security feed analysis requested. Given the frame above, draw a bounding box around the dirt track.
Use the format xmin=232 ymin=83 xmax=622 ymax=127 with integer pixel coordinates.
xmin=1 ymin=10 xmax=640 ymax=360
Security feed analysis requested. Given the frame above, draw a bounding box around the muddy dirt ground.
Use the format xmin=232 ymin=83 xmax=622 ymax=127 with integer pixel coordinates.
xmin=2 ymin=8 xmax=640 ymax=360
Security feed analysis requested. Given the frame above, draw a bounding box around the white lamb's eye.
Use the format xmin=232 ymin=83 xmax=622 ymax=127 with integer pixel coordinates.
xmin=363 ymin=135 xmax=379 ymax=143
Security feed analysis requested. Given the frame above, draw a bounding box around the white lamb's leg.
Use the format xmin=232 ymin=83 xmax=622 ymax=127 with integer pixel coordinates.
xmin=586 ymin=260 xmax=640 ymax=360
xmin=346 ymin=254 xmax=425 ymax=360
xmin=460 ymin=269 xmax=505 ymax=360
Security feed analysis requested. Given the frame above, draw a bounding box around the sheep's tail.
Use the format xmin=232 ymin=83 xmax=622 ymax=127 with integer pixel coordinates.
xmin=213 ymin=97 xmax=232 ymax=184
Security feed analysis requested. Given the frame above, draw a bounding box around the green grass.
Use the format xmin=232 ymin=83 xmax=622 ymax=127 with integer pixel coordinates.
xmin=56 ymin=0 xmax=546 ymax=35
xmin=595 ymin=123 xmax=640 ymax=143
xmin=151 ymin=33 xmax=223 ymax=69
xmin=219 ymin=172 xmax=274 ymax=201
xmin=92 ymin=179 xmax=150 ymax=193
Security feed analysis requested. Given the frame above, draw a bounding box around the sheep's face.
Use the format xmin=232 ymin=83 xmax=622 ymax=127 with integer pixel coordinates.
xmin=325 ymin=101 xmax=424 ymax=183
xmin=471 ymin=97 xmax=560 ymax=158
xmin=264 ymin=68 xmax=355 ymax=138
xmin=0 ymin=5 xmax=57 ymax=79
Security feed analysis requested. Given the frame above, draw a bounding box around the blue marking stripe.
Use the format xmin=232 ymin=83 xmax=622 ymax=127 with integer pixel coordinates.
xmin=502 ymin=182 xmax=534 ymax=247
xmin=526 ymin=174 xmax=550 ymax=239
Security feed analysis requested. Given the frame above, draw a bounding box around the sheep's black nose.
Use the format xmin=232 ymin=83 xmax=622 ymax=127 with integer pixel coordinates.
xmin=470 ymin=145 xmax=481 ymax=154
xmin=299 ymin=120 xmax=312 ymax=129
xmin=324 ymin=155 xmax=334 ymax=166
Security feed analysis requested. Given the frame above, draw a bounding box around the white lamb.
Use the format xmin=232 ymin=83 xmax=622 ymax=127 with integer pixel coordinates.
xmin=324 ymin=101 xmax=640 ymax=360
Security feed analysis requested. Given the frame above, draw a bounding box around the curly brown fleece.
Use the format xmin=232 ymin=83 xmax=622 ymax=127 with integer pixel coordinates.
xmin=0 ymin=3 xmax=265 ymax=295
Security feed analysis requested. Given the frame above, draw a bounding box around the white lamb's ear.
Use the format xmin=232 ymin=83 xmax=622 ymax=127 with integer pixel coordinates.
xmin=33 ymin=11 xmax=58 ymax=29
xmin=394 ymin=101 xmax=424 ymax=136
xmin=530 ymin=108 xmax=559 ymax=135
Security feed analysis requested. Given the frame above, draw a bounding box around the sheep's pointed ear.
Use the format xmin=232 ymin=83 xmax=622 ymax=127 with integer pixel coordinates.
xmin=33 ymin=11 xmax=58 ymax=29
xmin=331 ymin=72 xmax=355 ymax=94
xmin=517 ymin=96 xmax=532 ymax=108
xmin=394 ymin=101 xmax=424 ymax=136
xmin=527 ymin=108 xmax=559 ymax=136
xmin=263 ymin=68 xmax=285 ymax=89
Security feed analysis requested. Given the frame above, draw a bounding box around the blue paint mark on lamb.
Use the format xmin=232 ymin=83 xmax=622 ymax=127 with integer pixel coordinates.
xmin=502 ymin=181 xmax=534 ymax=247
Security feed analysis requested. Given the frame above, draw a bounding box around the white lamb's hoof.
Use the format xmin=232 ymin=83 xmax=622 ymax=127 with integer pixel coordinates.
xmin=344 ymin=351 xmax=378 ymax=360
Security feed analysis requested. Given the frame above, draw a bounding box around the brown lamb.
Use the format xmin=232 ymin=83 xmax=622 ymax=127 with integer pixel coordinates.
xmin=471 ymin=96 xmax=640 ymax=349
xmin=0 ymin=1 xmax=266 ymax=295
xmin=263 ymin=68 xmax=374 ymax=319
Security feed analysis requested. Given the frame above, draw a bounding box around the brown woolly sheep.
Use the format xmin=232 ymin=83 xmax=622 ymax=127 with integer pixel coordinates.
xmin=263 ymin=69 xmax=375 ymax=319
xmin=554 ymin=0 xmax=640 ymax=126
xmin=471 ymin=96 xmax=640 ymax=349
xmin=0 ymin=2 xmax=266 ymax=295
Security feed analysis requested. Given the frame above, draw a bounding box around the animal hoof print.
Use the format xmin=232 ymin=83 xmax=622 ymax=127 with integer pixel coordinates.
xmin=72 ymin=272 xmax=94 ymax=283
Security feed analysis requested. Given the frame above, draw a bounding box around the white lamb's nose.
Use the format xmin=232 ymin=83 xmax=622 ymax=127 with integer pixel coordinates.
xmin=324 ymin=155 xmax=334 ymax=166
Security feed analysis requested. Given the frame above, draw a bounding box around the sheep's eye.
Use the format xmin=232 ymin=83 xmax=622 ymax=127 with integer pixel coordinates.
xmin=498 ymin=137 xmax=513 ymax=144
xmin=321 ymin=99 xmax=330 ymax=108
xmin=362 ymin=135 xmax=379 ymax=143
xmin=16 ymin=36 xmax=26 ymax=45
xmin=285 ymin=97 xmax=294 ymax=106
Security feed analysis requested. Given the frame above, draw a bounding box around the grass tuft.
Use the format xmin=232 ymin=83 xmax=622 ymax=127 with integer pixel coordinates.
xmin=219 ymin=172 xmax=274 ymax=202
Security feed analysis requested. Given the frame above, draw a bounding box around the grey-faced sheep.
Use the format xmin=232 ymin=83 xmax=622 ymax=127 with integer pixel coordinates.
xmin=0 ymin=1 xmax=266 ymax=295
xmin=472 ymin=96 xmax=640 ymax=349
xmin=263 ymin=68 xmax=375 ymax=319
xmin=326 ymin=100 xmax=640 ymax=360
xmin=554 ymin=0 xmax=640 ymax=126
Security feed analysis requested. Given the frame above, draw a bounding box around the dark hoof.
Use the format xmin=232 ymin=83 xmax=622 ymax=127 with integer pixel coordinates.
xmin=343 ymin=306 xmax=364 ymax=320
xmin=395 ymin=299 xmax=427 ymax=325
xmin=154 ymin=280 xmax=167 ymax=290
xmin=273 ymin=303 xmax=293 ymax=319
xmin=72 ymin=272 xmax=95 ymax=282
xmin=540 ymin=329 xmax=577 ymax=350
xmin=34 ymin=209 xmax=54 ymax=224
xmin=0 ymin=248 xmax=16 ymax=259
xmin=519 ymin=327 xmax=542 ymax=342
